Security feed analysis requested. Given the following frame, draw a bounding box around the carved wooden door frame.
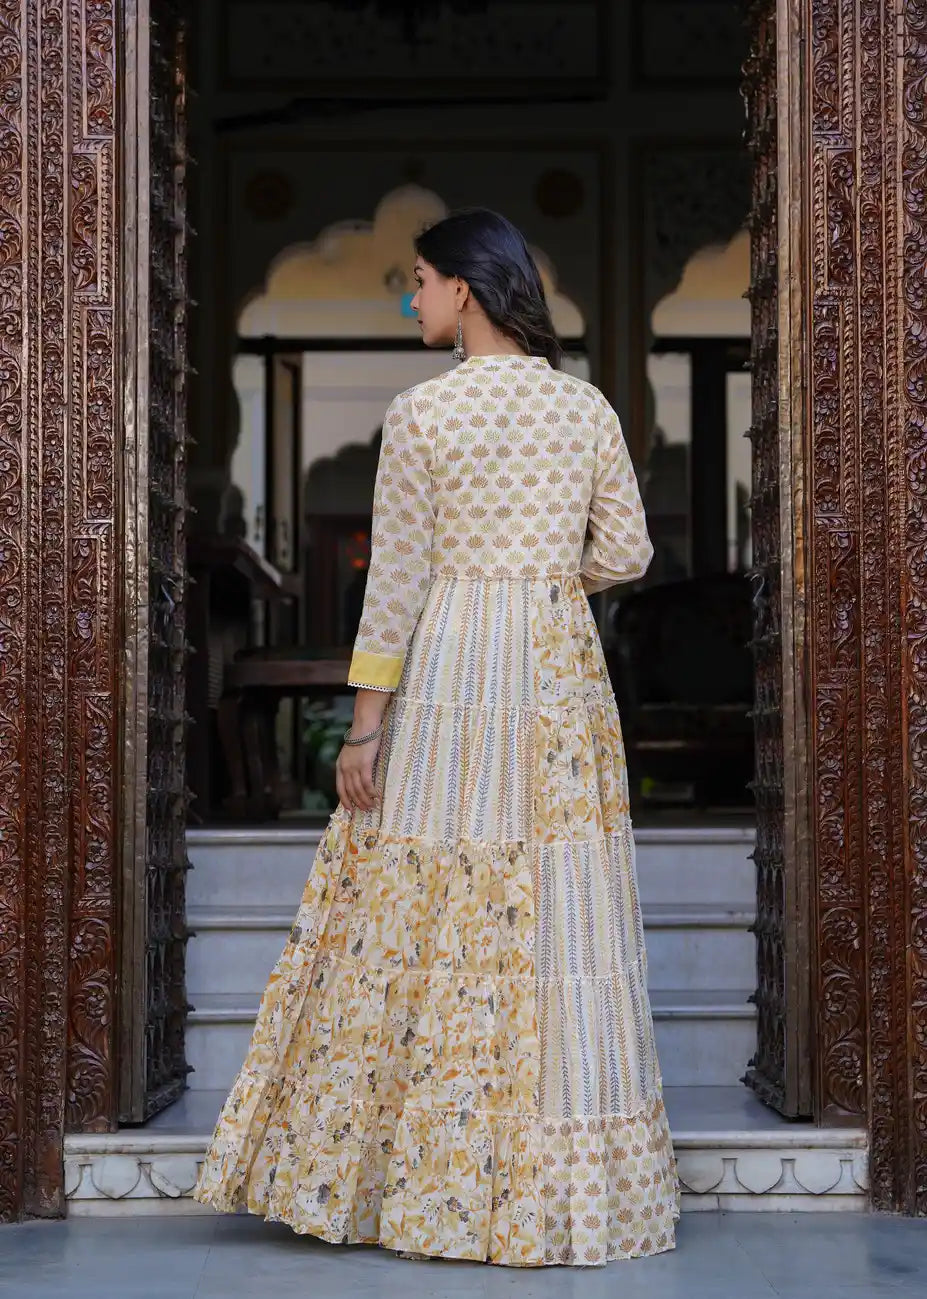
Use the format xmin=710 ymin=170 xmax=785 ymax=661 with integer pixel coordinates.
xmin=742 ymin=0 xmax=815 ymax=1121
xmin=2 ymin=0 xmax=926 ymax=1229
xmin=118 ymin=0 xmax=154 ymax=1131
xmin=768 ymin=0 xmax=927 ymax=1213
xmin=117 ymin=0 xmax=192 ymax=1124
xmin=0 ymin=0 xmax=120 ymax=1220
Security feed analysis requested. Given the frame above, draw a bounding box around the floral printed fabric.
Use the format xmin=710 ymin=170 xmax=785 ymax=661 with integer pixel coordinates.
xmin=194 ymin=358 xmax=679 ymax=1265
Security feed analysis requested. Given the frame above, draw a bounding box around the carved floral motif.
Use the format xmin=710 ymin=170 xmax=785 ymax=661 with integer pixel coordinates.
xmin=901 ymin=0 xmax=927 ymax=1217
xmin=0 ymin=0 xmax=117 ymax=1221
xmin=64 ymin=0 xmax=116 ymax=1142
xmin=742 ymin=0 xmax=790 ymax=1114
xmin=0 ymin=0 xmax=27 ymax=1226
xmin=805 ymin=0 xmax=927 ymax=1212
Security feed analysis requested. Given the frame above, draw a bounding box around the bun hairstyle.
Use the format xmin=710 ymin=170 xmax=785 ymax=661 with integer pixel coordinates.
xmin=414 ymin=208 xmax=562 ymax=369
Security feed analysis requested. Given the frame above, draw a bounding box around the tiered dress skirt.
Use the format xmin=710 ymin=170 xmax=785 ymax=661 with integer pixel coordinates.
xmin=193 ymin=574 xmax=680 ymax=1266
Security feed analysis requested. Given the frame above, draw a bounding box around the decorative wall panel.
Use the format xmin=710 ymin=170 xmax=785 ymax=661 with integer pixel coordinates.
xmin=0 ymin=0 xmax=119 ymax=1220
xmin=219 ymin=0 xmax=606 ymax=95
xmin=66 ymin=0 xmax=118 ymax=1140
xmin=632 ymin=0 xmax=748 ymax=87
xmin=0 ymin=0 xmax=30 ymax=1224
xmin=740 ymin=7 xmax=927 ymax=1208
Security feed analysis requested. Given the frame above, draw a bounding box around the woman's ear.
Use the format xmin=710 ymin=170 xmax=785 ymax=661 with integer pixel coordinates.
xmin=455 ymin=277 xmax=471 ymax=311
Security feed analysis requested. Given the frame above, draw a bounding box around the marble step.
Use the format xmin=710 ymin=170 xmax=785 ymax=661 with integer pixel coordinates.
xmin=186 ymin=824 xmax=757 ymax=911
xmin=185 ymin=901 xmax=756 ymax=998
xmin=63 ymin=1086 xmax=868 ymax=1214
xmin=183 ymin=988 xmax=757 ymax=1093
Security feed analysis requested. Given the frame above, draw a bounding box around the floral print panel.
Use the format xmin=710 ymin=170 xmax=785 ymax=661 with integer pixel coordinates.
xmin=194 ymin=358 xmax=679 ymax=1266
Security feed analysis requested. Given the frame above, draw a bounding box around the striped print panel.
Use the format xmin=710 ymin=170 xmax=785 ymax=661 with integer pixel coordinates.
xmin=534 ymin=830 xmax=647 ymax=982
xmin=380 ymin=576 xmax=536 ymax=842
xmin=531 ymin=582 xmax=661 ymax=1120
xmin=537 ymin=961 xmax=659 ymax=1117
xmin=396 ymin=575 xmax=535 ymax=710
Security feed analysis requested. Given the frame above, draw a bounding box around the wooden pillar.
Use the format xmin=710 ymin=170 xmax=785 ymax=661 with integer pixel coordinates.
xmin=786 ymin=0 xmax=927 ymax=1213
xmin=0 ymin=0 xmax=119 ymax=1220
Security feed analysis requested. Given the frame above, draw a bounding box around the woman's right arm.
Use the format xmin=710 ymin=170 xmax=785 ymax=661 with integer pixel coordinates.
xmin=347 ymin=388 xmax=436 ymax=690
xmin=580 ymin=394 xmax=654 ymax=595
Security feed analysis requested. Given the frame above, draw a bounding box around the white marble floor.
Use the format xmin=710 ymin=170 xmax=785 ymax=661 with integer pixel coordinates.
xmin=1 ymin=1211 xmax=925 ymax=1299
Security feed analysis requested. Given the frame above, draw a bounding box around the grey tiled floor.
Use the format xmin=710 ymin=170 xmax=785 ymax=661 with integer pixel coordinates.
xmin=1 ymin=1212 xmax=926 ymax=1299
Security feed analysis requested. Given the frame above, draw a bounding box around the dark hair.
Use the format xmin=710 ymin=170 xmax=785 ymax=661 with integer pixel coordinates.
xmin=415 ymin=208 xmax=562 ymax=368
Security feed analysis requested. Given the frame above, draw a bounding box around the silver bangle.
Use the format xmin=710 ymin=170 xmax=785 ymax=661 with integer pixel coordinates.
xmin=343 ymin=722 xmax=384 ymax=747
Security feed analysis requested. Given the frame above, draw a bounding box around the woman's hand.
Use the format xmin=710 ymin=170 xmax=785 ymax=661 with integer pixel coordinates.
xmin=336 ymin=687 xmax=389 ymax=814
xmin=336 ymin=732 xmax=381 ymax=814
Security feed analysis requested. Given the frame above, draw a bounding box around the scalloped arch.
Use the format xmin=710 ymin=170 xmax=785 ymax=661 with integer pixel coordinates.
xmin=651 ymin=229 xmax=750 ymax=337
xmin=236 ymin=184 xmax=585 ymax=339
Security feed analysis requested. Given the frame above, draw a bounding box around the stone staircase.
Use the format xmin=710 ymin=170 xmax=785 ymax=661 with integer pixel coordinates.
xmin=183 ymin=824 xmax=759 ymax=1093
xmin=63 ymin=822 xmax=869 ymax=1215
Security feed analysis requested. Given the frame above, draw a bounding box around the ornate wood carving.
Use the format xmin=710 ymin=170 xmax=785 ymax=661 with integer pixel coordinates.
xmin=741 ymin=0 xmax=802 ymax=1116
xmin=807 ymin=0 xmax=868 ymax=1133
xmin=116 ymin=0 xmax=192 ymax=1123
xmin=797 ymin=0 xmax=927 ymax=1211
xmin=66 ymin=0 xmax=118 ymax=1139
xmin=900 ymin=0 xmax=927 ymax=1216
xmin=0 ymin=0 xmax=118 ymax=1220
xmin=0 ymin=0 xmax=29 ymax=1224
xmin=739 ymin=0 xmax=927 ymax=1209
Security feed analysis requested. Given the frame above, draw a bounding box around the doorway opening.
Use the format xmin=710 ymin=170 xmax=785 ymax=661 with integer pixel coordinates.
xmin=94 ymin=1 xmax=840 ymax=1216
xmin=616 ymin=232 xmax=754 ymax=815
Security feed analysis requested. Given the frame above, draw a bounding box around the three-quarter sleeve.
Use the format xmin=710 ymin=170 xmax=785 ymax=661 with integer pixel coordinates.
xmin=580 ymin=394 xmax=654 ymax=595
xmin=347 ymin=389 xmax=436 ymax=691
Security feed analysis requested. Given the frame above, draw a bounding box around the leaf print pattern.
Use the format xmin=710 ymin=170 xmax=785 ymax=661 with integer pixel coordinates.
xmin=347 ymin=355 xmax=652 ymax=691
xmin=194 ymin=358 xmax=678 ymax=1266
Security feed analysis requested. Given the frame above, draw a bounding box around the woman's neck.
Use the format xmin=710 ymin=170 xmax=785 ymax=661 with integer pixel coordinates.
xmin=460 ymin=318 xmax=525 ymax=359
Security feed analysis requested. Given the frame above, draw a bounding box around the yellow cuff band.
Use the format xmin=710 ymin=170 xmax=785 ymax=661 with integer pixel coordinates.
xmin=347 ymin=649 xmax=404 ymax=690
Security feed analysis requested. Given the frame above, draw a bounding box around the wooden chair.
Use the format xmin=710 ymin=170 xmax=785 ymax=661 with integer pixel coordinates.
xmin=606 ymin=573 xmax=755 ymax=808
xmin=217 ymin=649 xmax=350 ymax=821
xmin=186 ymin=534 xmax=291 ymax=820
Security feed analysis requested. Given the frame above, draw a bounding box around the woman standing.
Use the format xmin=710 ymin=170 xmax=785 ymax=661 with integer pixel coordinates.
xmin=194 ymin=209 xmax=680 ymax=1266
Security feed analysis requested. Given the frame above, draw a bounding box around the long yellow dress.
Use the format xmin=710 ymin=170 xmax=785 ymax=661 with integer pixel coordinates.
xmin=193 ymin=353 xmax=680 ymax=1266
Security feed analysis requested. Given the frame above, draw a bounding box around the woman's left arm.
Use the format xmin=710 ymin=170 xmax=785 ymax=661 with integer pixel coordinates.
xmin=580 ymin=394 xmax=653 ymax=595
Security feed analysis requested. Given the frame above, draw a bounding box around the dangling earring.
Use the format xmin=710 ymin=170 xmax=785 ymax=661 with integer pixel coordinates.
xmin=452 ymin=315 xmax=466 ymax=362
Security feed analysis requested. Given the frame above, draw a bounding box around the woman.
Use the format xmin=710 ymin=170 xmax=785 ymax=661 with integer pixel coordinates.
xmin=194 ymin=209 xmax=680 ymax=1266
